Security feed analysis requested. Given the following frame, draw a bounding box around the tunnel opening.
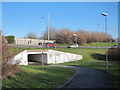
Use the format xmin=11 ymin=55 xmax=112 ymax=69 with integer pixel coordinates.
xmin=28 ymin=53 xmax=48 ymax=65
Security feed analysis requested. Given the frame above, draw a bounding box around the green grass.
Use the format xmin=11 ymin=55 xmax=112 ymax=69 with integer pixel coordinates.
xmin=3 ymin=65 xmax=75 ymax=88
xmin=54 ymin=43 xmax=68 ymax=46
xmin=7 ymin=47 xmax=120 ymax=88
xmin=84 ymin=42 xmax=117 ymax=47
xmin=53 ymin=48 xmax=120 ymax=89
xmin=9 ymin=47 xmax=25 ymax=57
xmin=53 ymin=42 xmax=117 ymax=47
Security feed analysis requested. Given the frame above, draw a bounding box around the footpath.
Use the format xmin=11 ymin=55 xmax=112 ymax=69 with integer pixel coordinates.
xmin=48 ymin=65 xmax=115 ymax=88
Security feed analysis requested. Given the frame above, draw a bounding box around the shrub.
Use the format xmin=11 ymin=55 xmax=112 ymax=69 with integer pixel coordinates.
xmin=108 ymin=47 xmax=120 ymax=61
xmin=2 ymin=37 xmax=21 ymax=79
xmin=5 ymin=35 xmax=15 ymax=43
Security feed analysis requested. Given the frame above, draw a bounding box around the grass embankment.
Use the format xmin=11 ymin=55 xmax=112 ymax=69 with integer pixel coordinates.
xmin=55 ymin=42 xmax=117 ymax=47
xmin=9 ymin=47 xmax=25 ymax=57
xmin=54 ymin=43 xmax=68 ymax=46
xmin=3 ymin=65 xmax=75 ymax=88
xmin=53 ymin=48 xmax=120 ymax=89
xmin=6 ymin=47 xmax=119 ymax=88
xmin=84 ymin=42 xmax=117 ymax=47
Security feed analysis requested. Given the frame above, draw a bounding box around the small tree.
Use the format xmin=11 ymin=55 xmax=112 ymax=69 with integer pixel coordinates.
xmin=5 ymin=35 xmax=15 ymax=43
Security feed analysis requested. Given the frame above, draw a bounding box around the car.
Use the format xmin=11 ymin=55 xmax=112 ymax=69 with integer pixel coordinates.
xmin=67 ymin=43 xmax=79 ymax=48
xmin=46 ymin=43 xmax=56 ymax=48
xmin=111 ymin=45 xmax=120 ymax=49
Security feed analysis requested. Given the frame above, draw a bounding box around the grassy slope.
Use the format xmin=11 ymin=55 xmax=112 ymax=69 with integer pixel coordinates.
xmin=53 ymin=48 xmax=120 ymax=88
xmin=3 ymin=65 xmax=75 ymax=88
xmin=54 ymin=42 xmax=117 ymax=47
xmin=84 ymin=42 xmax=117 ymax=47
xmin=54 ymin=43 xmax=68 ymax=46
xmin=7 ymin=46 xmax=119 ymax=88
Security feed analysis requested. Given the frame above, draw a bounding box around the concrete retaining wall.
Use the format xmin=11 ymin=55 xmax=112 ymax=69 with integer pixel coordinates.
xmin=48 ymin=50 xmax=82 ymax=64
xmin=10 ymin=50 xmax=28 ymax=65
xmin=10 ymin=49 xmax=82 ymax=65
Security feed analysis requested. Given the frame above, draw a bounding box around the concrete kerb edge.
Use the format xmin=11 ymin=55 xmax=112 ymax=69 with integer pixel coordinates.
xmin=58 ymin=67 xmax=78 ymax=89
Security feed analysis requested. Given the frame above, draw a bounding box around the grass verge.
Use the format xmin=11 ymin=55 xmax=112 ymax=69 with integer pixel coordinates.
xmin=2 ymin=65 xmax=75 ymax=88
xmin=84 ymin=42 xmax=117 ymax=47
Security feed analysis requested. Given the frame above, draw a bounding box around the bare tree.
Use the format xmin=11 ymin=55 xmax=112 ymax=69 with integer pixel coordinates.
xmin=43 ymin=27 xmax=57 ymax=40
xmin=26 ymin=32 xmax=38 ymax=39
xmin=43 ymin=27 xmax=114 ymax=44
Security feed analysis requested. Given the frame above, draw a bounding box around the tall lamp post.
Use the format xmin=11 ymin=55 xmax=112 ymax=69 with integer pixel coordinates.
xmin=73 ymin=34 xmax=77 ymax=66
xmin=41 ymin=17 xmax=44 ymax=47
xmin=48 ymin=14 xmax=50 ymax=43
xmin=101 ymin=12 xmax=108 ymax=72
xmin=73 ymin=34 xmax=77 ymax=44
xmin=41 ymin=17 xmax=44 ymax=66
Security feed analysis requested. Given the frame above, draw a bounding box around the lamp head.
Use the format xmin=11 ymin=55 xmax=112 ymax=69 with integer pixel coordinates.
xmin=102 ymin=13 xmax=107 ymax=16
xmin=73 ymin=34 xmax=77 ymax=36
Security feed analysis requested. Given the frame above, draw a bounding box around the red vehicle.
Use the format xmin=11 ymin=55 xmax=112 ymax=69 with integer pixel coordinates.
xmin=46 ymin=43 xmax=56 ymax=47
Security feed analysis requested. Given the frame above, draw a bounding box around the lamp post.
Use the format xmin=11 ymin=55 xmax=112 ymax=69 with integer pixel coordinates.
xmin=41 ymin=17 xmax=44 ymax=66
xmin=48 ymin=14 xmax=50 ymax=43
xmin=101 ymin=12 xmax=108 ymax=72
xmin=73 ymin=34 xmax=77 ymax=66
xmin=73 ymin=34 xmax=77 ymax=44
xmin=41 ymin=17 xmax=44 ymax=47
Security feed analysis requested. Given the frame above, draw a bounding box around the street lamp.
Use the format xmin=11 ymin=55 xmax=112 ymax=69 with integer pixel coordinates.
xmin=41 ymin=17 xmax=44 ymax=47
xmin=101 ymin=12 xmax=108 ymax=72
xmin=48 ymin=14 xmax=50 ymax=42
xmin=41 ymin=17 xmax=44 ymax=66
xmin=73 ymin=34 xmax=77 ymax=44
xmin=73 ymin=34 xmax=77 ymax=66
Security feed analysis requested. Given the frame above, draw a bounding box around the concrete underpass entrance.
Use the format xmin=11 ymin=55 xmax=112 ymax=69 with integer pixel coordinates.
xmin=10 ymin=49 xmax=82 ymax=65
xmin=28 ymin=53 xmax=47 ymax=65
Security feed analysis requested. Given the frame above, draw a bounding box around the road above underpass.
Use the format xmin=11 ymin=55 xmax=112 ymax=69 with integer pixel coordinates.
xmin=8 ymin=44 xmax=111 ymax=49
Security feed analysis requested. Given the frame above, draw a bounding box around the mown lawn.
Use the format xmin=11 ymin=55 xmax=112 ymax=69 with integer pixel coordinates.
xmin=53 ymin=48 xmax=120 ymax=89
xmin=53 ymin=42 xmax=117 ymax=47
xmin=54 ymin=43 xmax=68 ymax=46
xmin=84 ymin=42 xmax=118 ymax=47
xmin=2 ymin=65 xmax=75 ymax=88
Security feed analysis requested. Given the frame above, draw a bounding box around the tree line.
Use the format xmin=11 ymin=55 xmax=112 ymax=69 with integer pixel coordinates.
xmin=3 ymin=27 xmax=115 ymax=45
xmin=43 ymin=27 xmax=115 ymax=45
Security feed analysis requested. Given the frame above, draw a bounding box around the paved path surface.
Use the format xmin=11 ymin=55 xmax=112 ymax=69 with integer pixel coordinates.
xmin=48 ymin=65 xmax=114 ymax=88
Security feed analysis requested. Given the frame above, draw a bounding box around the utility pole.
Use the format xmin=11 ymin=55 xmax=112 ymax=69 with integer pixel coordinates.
xmin=48 ymin=14 xmax=50 ymax=42
xmin=41 ymin=17 xmax=44 ymax=47
xmin=41 ymin=17 xmax=44 ymax=66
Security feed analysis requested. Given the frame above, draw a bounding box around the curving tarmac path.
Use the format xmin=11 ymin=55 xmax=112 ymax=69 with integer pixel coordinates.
xmin=47 ymin=65 xmax=115 ymax=88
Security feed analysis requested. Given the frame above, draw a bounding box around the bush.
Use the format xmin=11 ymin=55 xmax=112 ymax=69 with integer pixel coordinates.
xmin=5 ymin=35 xmax=15 ymax=43
xmin=2 ymin=37 xmax=21 ymax=79
xmin=108 ymin=48 xmax=120 ymax=61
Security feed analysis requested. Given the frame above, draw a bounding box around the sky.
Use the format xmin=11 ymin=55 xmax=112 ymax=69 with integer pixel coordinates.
xmin=2 ymin=2 xmax=118 ymax=38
